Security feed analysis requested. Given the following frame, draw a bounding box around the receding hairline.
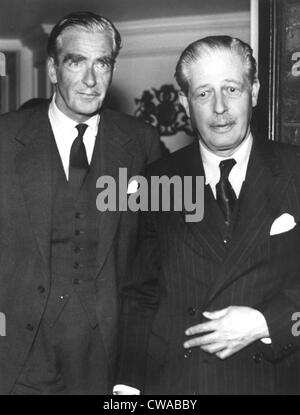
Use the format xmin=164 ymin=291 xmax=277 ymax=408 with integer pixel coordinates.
xmin=54 ymin=25 xmax=115 ymax=59
xmin=175 ymin=36 xmax=257 ymax=95
xmin=187 ymin=47 xmax=252 ymax=77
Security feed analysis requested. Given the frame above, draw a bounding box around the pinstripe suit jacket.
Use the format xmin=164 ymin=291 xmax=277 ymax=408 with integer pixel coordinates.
xmin=118 ymin=137 xmax=300 ymax=395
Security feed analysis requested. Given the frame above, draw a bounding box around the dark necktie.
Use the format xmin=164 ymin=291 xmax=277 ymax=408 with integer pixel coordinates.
xmin=69 ymin=123 xmax=89 ymax=195
xmin=216 ymin=158 xmax=237 ymax=225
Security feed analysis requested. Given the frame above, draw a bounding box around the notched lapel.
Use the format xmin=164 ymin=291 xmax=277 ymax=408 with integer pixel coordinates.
xmin=204 ymin=139 xmax=293 ymax=306
xmin=177 ymin=141 xmax=226 ymax=263
xmin=95 ymin=112 xmax=133 ymax=275
xmin=15 ymin=108 xmax=53 ymax=275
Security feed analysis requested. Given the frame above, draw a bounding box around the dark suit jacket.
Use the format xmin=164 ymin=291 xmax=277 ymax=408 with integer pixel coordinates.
xmin=118 ymin=138 xmax=300 ymax=394
xmin=0 ymin=104 xmax=161 ymax=394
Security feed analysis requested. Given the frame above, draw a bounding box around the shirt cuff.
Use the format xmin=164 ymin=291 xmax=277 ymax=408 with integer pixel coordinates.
xmin=113 ymin=384 xmax=141 ymax=395
xmin=261 ymin=337 xmax=272 ymax=344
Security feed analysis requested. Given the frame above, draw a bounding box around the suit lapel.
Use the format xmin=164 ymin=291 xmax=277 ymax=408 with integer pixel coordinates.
xmin=175 ymin=141 xmax=226 ymax=263
xmin=204 ymin=138 xmax=293 ymax=306
xmin=15 ymin=107 xmax=134 ymax=278
xmin=95 ymin=110 xmax=133 ymax=275
xmin=15 ymin=106 xmax=53 ymax=276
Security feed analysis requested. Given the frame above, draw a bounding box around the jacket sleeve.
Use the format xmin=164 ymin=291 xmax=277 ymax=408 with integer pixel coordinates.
xmin=256 ymin=152 xmax=300 ymax=361
xmin=256 ymin=272 xmax=300 ymax=361
xmin=143 ymin=124 xmax=162 ymax=165
xmin=116 ymin=205 xmax=162 ymax=391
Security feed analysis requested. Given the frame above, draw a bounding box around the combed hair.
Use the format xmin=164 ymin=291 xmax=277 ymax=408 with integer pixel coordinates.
xmin=175 ymin=35 xmax=257 ymax=95
xmin=47 ymin=11 xmax=122 ymax=63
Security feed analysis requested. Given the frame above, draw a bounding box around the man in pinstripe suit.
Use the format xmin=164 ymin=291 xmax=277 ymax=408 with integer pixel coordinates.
xmin=116 ymin=36 xmax=300 ymax=394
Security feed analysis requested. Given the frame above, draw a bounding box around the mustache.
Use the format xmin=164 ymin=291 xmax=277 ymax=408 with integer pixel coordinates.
xmin=77 ymin=91 xmax=101 ymax=96
xmin=210 ymin=117 xmax=236 ymax=127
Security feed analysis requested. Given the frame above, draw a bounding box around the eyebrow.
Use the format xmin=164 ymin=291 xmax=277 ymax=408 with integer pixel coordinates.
xmin=62 ymin=53 xmax=86 ymax=63
xmin=191 ymin=84 xmax=211 ymax=97
xmin=95 ymin=56 xmax=114 ymax=64
xmin=223 ymin=79 xmax=243 ymax=86
xmin=62 ymin=53 xmax=114 ymax=64
xmin=194 ymin=84 xmax=210 ymax=91
xmin=193 ymin=79 xmax=244 ymax=92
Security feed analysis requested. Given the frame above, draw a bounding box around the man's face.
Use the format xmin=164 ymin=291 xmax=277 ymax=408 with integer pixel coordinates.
xmin=48 ymin=28 xmax=115 ymax=122
xmin=180 ymin=50 xmax=260 ymax=156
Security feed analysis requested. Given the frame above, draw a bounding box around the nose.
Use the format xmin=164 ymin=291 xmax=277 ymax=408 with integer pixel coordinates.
xmin=82 ymin=65 xmax=97 ymax=87
xmin=213 ymin=91 xmax=228 ymax=114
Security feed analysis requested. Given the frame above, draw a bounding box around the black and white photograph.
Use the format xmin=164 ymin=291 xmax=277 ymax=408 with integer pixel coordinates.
xmin=0 ymin=0 xmax=300 ymax=398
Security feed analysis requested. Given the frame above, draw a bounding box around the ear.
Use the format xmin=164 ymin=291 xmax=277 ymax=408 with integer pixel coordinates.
xmin=47 ymin=57 xmax=58 ymax=85
xmin=251 ymin=79 xmax=260 ymax=108
xmin=179 ymin=91 xmax=190 ymax=117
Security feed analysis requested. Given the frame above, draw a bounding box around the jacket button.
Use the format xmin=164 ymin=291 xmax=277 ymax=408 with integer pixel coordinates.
xmin=74 ymin=246 xmax=81 ymax=253
xmin=184 ymin=348 xmax=192 ymax=359
xmin=37 ymin=285 xmax=45 ymax=293
xmin=26 ymin=324 xmax=34 ymax=332
xmin=75 ymin=212 xmax=81 ymax=219
xmin=252 ymin=352 xmax=263 ymax=363
xmin=188 ymin=306 xmax=196 ymax=316
xmin=73 ymin=262 xmax=80 ymax=269
xmin=283 ymin=344 xmax=293 ymax=352
xmin=73 ymin=278 xmax=80 ymax=285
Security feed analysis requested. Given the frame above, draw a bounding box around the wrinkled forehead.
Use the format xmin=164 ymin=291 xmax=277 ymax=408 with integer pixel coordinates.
xmin=55 ymin=26 xmax=114 ymax=57
xmin=188 ymin=48 xmax=249 ymax=86
xmin=193 ymin=46 xmax=246 ymax=69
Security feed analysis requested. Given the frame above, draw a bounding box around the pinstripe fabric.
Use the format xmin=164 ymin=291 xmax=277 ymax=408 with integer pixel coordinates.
xmin=118 ymin=138 xmax=300 ymax=395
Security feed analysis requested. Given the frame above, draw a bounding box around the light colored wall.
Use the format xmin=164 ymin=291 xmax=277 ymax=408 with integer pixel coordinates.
xmin=0 ymin=39 xmax=33 ymax=109
xmin=112 ymin=12 xmax=250 ymax=151
xmin=1 ymin=10 xmax=250 ymax=150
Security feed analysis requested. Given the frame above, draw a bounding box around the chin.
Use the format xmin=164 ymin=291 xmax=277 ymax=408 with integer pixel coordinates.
xmin=77 ymin=104 xmax=101 ymax=116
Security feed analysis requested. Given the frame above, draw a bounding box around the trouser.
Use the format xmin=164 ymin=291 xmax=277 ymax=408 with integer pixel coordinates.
xmin=11 ymin=291 xmax=110 ymax=395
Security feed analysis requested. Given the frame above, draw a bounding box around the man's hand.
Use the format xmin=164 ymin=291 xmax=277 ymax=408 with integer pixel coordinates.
xmin=184 ymin=306 xmax=270 ymax=359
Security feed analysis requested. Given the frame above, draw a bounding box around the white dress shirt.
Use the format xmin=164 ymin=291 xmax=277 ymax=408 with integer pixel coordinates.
xmin=199 ymin=132 xmax=253 ymax=199
xmin=48 ymin=95 xmax=100 ymax=180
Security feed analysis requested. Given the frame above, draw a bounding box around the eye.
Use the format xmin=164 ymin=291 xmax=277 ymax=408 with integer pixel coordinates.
xmin=195 ymin=90 xmax=211 ymax=100
xmin=226 ymin=86 xmax=240 ymax=96
xmin=70 ymin=61 xmax=80 ymax=67
xmin=65 ymin=58 xmax=84 ymax=69
xmin=95 ymin=58 xmax=114 ymax=72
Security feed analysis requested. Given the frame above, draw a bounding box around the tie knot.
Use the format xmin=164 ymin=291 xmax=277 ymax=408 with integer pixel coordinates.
xmin=75 ymin=123 xmax=88 ymax=140
xmin=219 ymin=158 xmax=236 ymax=179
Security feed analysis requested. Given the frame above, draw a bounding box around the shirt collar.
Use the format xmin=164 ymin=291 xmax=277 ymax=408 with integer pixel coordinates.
xmin=199 ymin=132 xmax=253 ymax=186
xmin=48 ymin=93 xmax=100 ymax=137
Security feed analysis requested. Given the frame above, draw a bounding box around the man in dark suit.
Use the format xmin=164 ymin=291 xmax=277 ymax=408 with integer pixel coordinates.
xmin=117 ymin=36 xmax=300 ymax=394
xmin=0 ymin=11 xmax=160 ymax=394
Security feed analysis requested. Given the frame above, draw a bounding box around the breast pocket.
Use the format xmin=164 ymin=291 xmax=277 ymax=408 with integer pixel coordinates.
xmin=268 ymin=223 xmax=300 ymax=278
